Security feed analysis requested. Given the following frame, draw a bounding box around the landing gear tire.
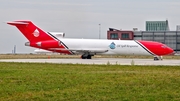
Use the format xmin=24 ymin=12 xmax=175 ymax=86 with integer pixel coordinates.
xmin=87 ymin=55 xmax=92 ymax=59
xmin=81 ymin=55 xmax=92 ymax=59
xmin=81 ymin=55 xmax=87 ymax=59
xmin=154 ymin=57 xmax=159 ymax=61
xmin=154 ymin=56 xmax=163 ymax=61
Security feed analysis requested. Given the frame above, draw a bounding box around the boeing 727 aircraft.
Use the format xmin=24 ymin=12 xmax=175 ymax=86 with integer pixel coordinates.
xmin=7 ymin=20 xmax=174 ymax=60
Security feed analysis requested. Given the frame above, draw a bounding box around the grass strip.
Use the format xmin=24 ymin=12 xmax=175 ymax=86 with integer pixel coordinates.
xmin=0 ymin=62 xmax=180 ymax=100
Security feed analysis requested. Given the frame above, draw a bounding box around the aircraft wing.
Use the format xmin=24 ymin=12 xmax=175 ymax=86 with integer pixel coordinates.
xmin=48 ymin=48 xmax=108 ymax=54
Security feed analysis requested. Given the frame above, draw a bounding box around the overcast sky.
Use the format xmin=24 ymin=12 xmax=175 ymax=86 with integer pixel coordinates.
xmin=0 ymin=0 xmax=180 ymax=53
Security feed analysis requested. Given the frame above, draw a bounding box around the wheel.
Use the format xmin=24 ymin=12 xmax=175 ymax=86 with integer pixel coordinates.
xmin=87 ymin=55 xmax=92 ymax=59
xmin=154 ymin=56 xmax=159 ymax=61
xmin=81 ymin=55 xmax=87 ymax=59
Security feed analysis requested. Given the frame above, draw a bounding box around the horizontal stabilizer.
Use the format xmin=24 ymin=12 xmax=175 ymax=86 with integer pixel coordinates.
xmin=7 ymin=21 xmax=29 ymax=26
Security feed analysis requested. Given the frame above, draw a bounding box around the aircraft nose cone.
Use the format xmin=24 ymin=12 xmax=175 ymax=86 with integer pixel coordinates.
xmin=167 ymin=47 xmax=175 ymax=55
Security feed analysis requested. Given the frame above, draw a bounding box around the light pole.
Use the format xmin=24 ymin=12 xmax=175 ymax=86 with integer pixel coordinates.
xmin=99 ymin=24 xmax=101 ymax=39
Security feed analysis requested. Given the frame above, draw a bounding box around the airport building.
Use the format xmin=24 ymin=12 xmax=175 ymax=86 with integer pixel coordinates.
xmin=146 ymin=20 xmax=169 ymax=31
xmin=107 ymin=20 xmax=180 ymax=52
xmin=107 ymin=28 xmax=134 ymax=40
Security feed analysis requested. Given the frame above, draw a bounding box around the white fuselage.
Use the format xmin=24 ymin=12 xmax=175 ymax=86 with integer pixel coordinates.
xmin=59 ymin=38 xmax=151 ymax=56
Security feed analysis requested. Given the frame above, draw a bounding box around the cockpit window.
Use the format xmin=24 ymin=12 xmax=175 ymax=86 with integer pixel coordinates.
xmin=161 ymin=45 xmax=167 ymax=48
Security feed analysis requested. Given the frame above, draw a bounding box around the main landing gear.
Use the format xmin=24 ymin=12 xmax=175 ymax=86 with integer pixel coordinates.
xmin=154 ymin=56 xmax=163 ymax=61
xmin=81 ymin=53 xmax=94 ymax=59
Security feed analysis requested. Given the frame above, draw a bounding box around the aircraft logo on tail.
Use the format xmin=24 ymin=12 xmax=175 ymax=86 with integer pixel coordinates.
xmin=109 ymin=42 xmax=116 ymax=49
xmin=33 ymin=29 xmax=39 ymax=37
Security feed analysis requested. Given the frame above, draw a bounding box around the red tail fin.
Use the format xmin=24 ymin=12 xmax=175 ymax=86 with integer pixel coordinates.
xmin=7 ymin=20 xmax=73 ymax=54
xmin=7 ymin=21 xmax=55 ymax=42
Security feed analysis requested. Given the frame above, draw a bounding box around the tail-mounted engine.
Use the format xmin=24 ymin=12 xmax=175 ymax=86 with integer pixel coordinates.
xmin=25 ymin=40 xmax=61 ymax=48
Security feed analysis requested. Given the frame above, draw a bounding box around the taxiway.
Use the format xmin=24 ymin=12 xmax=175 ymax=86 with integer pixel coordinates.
xmin=0 ymin=58 xmax=180 ymax=65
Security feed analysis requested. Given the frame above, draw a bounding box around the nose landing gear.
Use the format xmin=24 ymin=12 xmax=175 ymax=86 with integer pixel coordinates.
xmin=154 ymin=56 xmax=163 ymax=61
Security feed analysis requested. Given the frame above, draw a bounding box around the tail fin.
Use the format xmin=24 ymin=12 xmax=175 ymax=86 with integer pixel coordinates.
xmin=7 ymin=21 xmax=55 ymax=42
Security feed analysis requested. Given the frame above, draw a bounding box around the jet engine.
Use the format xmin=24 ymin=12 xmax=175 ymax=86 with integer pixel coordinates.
xmin=25 ymin=40 xmax=61 ymax=48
